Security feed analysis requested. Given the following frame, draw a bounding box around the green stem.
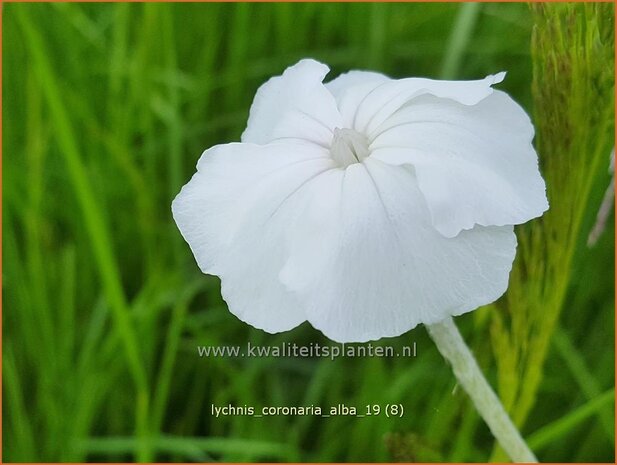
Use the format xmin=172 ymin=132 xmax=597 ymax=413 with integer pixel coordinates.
xmin=439 ymin=2 xmax=482 ymax=79
xmin=427 ymin=317 xmax=537 ymax=463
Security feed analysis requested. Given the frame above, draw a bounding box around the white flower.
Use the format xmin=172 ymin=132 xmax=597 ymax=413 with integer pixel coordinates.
xmin=172 ymin=58 xmax=548 ymax=343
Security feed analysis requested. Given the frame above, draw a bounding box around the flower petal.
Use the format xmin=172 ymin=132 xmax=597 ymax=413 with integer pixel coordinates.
xmin=172 ymin=141 xmax=335 ymax=332
xmin=241 ymin=59 xmax=343 ymax=147
xmin=325 ymin=70 xmax=390 ymax=128
xmin=279 ymin=158 xmax=516 ymax=343
xmin=371 ymin=90 xmax=549 ymax=237
xmin=353 ymin=72 xmax=505 ymax=135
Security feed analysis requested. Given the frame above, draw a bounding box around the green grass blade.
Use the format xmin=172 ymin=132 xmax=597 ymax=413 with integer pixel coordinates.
xmin=527 ymin=389 xmax=615 ymax=451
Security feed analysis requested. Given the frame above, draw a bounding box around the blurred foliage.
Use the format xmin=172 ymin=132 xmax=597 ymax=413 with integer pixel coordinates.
xmin=3 ymin=2 xmax=614 ymax=463
xmin=489 ymin=3 xmax=615 ymax=461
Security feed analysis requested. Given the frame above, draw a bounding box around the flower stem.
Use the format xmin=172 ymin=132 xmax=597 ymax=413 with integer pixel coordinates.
xmin=426 ymin=317 xmax=538 ymax=463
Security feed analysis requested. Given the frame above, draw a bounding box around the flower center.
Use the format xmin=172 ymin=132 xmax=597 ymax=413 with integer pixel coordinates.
xmin=330 ymin=128 xmax=370 ymax=168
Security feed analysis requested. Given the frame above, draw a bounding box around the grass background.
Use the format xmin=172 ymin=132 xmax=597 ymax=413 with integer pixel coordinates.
xmin=3 ymin=2 xmax=615 ymax=463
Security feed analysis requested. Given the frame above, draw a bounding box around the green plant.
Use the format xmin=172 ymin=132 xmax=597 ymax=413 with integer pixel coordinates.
xmin=3 ymin=3 xmax=613 ymax=462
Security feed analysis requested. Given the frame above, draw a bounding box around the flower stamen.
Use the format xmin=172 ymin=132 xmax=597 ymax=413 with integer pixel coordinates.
xmin=330 ymin=127 xmax=370 ymax=168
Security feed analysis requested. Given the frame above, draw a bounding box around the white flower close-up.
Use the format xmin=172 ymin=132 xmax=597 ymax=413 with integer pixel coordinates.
xmin=172 ymin=58 xmax=549 ymax=344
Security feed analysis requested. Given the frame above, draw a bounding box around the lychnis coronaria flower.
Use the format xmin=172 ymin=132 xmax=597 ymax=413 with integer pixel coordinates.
xmin=172 ymin=59 xmax=548 ymax=343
